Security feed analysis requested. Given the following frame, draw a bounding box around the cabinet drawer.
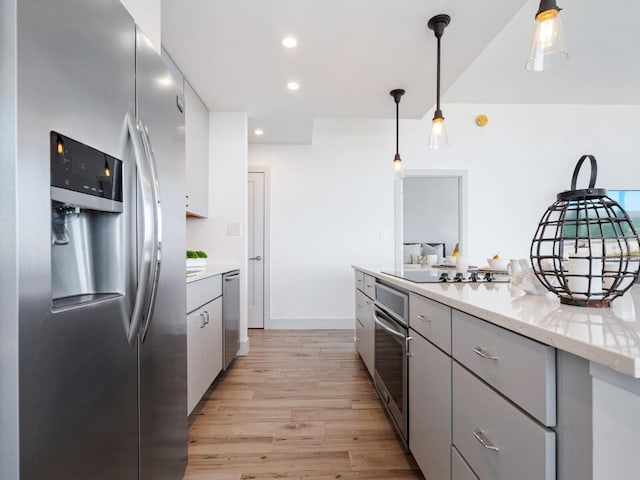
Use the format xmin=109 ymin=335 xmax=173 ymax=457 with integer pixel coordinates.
xmin=355 ymin=289 xmax=373 ymax=327
xmin=355 ymin=270 xmax=365 ymax=292
xmin=452 ymin=363 xmax=555 ymax=480
xmin=452 ymin=446 xmax=479 ymax=480
xmin=363 ymin=274 xmax=376 ymax=299
xmin=409 ymin=293 xmax=451 ymax=353
xmin=452 ymin=310 xmax=556 ymax=426
xmin=187 ymin=274 xmax=222 ymax=313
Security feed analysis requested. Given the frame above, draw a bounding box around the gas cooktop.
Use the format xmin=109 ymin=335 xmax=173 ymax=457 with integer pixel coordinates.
xmin=382 ymin=270 xmax=509 ymax=284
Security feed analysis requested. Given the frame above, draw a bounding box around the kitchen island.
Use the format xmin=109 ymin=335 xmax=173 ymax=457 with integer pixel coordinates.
xmin=354 ymin=265 xmax=640 ymax=480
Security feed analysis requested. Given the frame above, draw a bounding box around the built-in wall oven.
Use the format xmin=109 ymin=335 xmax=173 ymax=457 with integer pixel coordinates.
xmin=373 ymin=281 xmax=410 ymax=448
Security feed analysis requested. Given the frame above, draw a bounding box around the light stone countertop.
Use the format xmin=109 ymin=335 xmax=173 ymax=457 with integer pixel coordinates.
xmin=186 ymin=264 xmax=239 ymax=283
xmin=355 ymin=265 xmax=640 ymax=378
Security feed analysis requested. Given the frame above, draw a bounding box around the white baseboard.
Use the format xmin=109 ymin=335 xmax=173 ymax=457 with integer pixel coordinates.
xmin=268 ymin=318 xmax=354 ymax=330
xmin=238 ymin=337 xmax=250 ymax=356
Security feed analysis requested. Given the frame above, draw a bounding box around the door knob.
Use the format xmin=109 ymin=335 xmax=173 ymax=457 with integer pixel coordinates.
xmin=249 ymin=256 xmax=262 ymax=261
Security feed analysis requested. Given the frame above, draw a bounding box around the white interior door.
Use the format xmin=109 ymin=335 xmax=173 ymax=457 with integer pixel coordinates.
xmin=248 ymin=172 xmax=265 ymax=328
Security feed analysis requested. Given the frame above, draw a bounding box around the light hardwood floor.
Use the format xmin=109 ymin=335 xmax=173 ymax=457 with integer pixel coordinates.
xmin=184 ymin=329 xmax=424 ymax=480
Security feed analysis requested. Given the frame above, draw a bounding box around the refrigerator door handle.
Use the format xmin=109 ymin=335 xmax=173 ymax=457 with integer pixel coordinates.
xmin=138 ymin=118 xmax=162 ymax=343
xmin=125 ymin=109 xmax=154 ymax=347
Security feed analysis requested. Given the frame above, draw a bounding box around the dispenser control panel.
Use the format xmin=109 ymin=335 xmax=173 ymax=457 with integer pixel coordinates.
xmin=50 ymin=131 xmax=123 ymax=202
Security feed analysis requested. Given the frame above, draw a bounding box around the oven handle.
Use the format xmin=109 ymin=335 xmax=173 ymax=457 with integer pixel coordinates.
xmin=373 ymin=309 xmax=406 ymax=340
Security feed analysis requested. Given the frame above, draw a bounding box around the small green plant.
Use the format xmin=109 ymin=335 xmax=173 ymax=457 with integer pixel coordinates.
xmin=186 ymin=250 xmax=198 ymax=259
xmin=195 ymin=250 xmax=208 ymax=258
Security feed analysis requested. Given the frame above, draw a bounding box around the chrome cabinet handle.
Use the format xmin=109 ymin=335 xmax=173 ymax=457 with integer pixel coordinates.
xmin=365 ymin=300 xmax=373 ymax=305
xmin=473 ymin=347 xmax=499 ymax=360
xmin=366 ymin=284 xmax=374 ymax=288
xmin=249 ymin=256 xmax=262 ymax=261
xmin=473 ymin=429 xmax=500 ymax=452
xmin=204 ymin=311 xmax=210 ymax=325
xmin=185 ymin=194 xmax=190 ymax=208
xmin=199 ymin=312 xmax=207 ymax=329
xmin=416 ymin=314 xmax=431 ymax=323
xmin=406 ymin=336 xmax=414 ymax=357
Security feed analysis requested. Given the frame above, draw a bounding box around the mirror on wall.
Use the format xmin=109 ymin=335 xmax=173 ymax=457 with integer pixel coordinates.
xmin=394 ymin=171 xmax=467 ymax=268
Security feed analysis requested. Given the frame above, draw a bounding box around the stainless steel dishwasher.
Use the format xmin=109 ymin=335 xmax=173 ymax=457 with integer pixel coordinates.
xmin=222 ymin=270 xmax=240 ymax=369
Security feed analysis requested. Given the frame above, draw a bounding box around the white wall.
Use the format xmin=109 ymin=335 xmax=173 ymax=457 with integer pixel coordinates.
xmin=187 ymin=112 xmax=249 ymax=351
xmin=119 ymin=0 xmax=161 ymax=52
xmin=249 ymin=104 xmax=640 ymax=328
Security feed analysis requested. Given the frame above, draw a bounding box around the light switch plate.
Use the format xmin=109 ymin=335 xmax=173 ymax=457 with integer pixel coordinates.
xmin=227 ymin=223 xmax=241 ymax=236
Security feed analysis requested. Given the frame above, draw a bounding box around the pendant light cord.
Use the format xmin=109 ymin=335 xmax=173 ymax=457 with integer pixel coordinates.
xmin=436 ymin=35 xmax=441 ymax=113
xmin=396 ymin=100 xmax=399 ymax=156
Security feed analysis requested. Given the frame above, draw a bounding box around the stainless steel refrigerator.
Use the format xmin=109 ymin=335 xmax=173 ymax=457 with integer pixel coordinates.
xmin=1 ymin=0 xmax=187 ymax=478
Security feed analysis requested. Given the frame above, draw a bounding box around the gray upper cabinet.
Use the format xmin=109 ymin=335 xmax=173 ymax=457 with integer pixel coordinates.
xmin=184 ymin=80 xmax=209 ymax=217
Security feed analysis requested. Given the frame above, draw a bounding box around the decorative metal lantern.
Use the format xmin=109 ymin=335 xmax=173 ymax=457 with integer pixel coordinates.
xmin=530 ymin=155 xmax=640 ymax=307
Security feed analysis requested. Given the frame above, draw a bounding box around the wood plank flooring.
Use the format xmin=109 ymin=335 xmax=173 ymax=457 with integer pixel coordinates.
xmin=184 ymin=329 xmax=424 ymax=480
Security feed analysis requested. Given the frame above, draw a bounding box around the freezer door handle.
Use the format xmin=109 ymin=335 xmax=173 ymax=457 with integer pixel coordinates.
xmin=138 ymin=118 xmax=163 ymax=344
xmin=125 ymin=109 xmax=153 ymax=347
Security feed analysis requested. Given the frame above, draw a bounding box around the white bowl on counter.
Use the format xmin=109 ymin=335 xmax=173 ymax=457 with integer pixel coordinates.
xmin=487 ymin=258 xmax=509 ymax=271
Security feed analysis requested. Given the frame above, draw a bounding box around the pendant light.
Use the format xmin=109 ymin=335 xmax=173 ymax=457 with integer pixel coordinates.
xmin=427 ymin=14 xmax=450 ymax=149
xmin=526 ymin=0 xmax=568 ymax=71
xmin=390 ymin=88 xmax=405 ymax=180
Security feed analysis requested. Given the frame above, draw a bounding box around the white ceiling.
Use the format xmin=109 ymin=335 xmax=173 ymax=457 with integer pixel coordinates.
xmin=445 ymin=0 xmax=640 ymax=105
xmin=161 ymin=0 xmax=639 ymax=145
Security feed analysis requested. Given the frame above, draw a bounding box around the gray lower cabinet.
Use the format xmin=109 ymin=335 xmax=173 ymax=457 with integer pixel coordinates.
xmin=452 ymin=446 xmax=479 ymax=480
xmin=409 ymin=330 xmax=451 ymax=480
xmin=452 ymin=310 xmax=556 ymax=426
xmin=354 ymin=271 xmax=374 ymax=377
xmin=187 ymin=274 xmax=223 ymax=414
xmin=187 ymin=296 xmax=222 ymax=414
xmin=452 ymin=362 xmax=556 ymax=480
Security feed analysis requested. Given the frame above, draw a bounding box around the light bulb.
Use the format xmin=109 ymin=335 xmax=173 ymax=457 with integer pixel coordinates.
xmin=526 ymin=8 xmax=568 ymax=71
xmin=429 ymin=117 xmax=449 ymax=149
xmin=392 ymin=155 xmax=404 ymax=180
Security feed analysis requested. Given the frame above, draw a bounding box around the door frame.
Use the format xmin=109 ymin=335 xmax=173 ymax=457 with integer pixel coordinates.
xmin=248 ymin=166 xmax=271 ymax=329
xmin=394 ymin=169 xmax=468 ymax=267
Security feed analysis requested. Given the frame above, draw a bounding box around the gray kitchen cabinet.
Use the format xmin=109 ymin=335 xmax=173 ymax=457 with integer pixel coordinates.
xmin=452 ymin=309 xmax=556 ymax=426
xmin=452 ymin=362 xmax=555 ymax=480
xmin=354 ymin=277 xmax=374 ymax=377
xmin=184 ymin=80 xmax=209 ymax=217
xmin=354 ymin=270 xmax=375 ymax=377
xmin=452 ymin=446 xmax=479 ymax=480
xmin=408 ymin=329 xmax=451 ymax=480
xmin=186 ymin=274 xmax=223 ymax=414
xmin=409 ymin=292 xmax=452 ymax=354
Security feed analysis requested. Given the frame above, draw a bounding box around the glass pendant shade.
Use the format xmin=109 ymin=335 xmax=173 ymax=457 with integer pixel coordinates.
xmin=429 ymin=116 xmax=449 ymax=149
xmin=526 ymin=8 xmax=568 ymax=71
xmin=392 ymin=154 xmax=404 ymax=180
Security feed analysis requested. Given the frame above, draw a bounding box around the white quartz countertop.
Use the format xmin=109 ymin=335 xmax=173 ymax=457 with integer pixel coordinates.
xmin=355 ymin=265 xmax=640 ymax=378
xmin=186 ymin=264 xmax=239 ymax=283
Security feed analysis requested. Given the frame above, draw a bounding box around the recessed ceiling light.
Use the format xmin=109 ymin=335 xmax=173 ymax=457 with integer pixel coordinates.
xmin=254 ymin=129 xmax=264 ymax=136
xmin=287 ymin=81 xmax=300 ymax=91
xmin=282 ymin=36 xmax=298 ymax=48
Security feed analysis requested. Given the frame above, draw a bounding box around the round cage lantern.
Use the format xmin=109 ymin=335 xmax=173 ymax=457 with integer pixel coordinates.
xmin=530 ymin=155 xmax=640 ymax=307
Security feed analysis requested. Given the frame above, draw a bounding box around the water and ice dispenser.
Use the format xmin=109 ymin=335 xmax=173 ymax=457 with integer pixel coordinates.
xmin=50 ymin=132 xmax=125 ymax=309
